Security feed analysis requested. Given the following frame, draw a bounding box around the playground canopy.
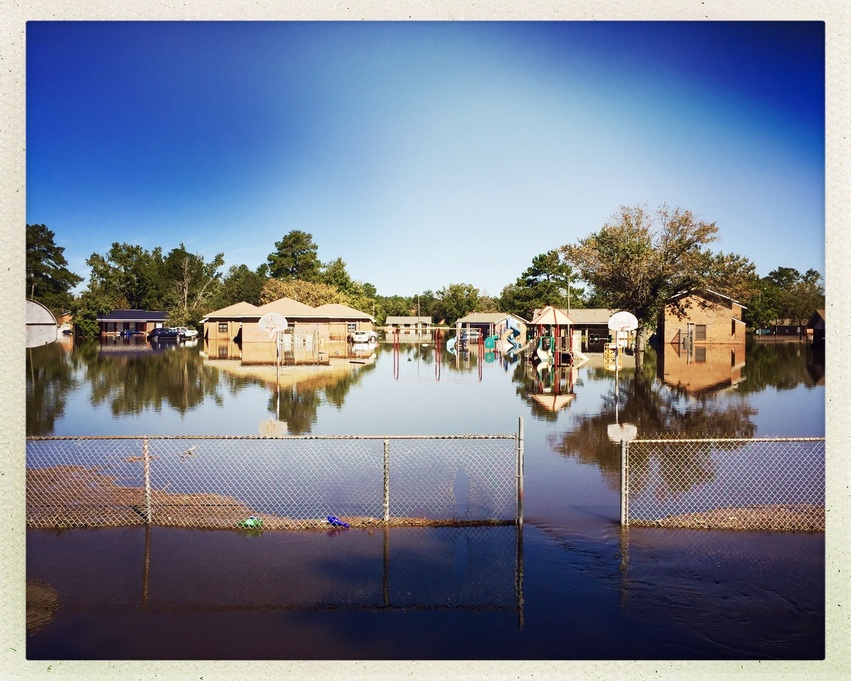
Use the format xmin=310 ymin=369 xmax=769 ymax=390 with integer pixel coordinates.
xmin=530 ymin=305 xmax=573 ymax=328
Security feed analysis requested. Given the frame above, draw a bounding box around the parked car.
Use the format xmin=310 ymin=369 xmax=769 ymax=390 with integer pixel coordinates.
xmin=148 ymin=327 xmax=181 ymax=341
xmin=120 ymin=329 xmax=143 ymax=337
xmin=170 ymin=326 xmax=199 ymax=340
xmin=350 ymin=330 xmax=378 ymax=343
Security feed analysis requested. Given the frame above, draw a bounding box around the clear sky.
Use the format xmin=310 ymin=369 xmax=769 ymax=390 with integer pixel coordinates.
xmin=26 ymin=21 xmax=825 ymax=298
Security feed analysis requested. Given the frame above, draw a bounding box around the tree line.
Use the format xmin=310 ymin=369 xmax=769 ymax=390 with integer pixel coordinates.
xmin=26 ymin=204 xmax=824 ymax=338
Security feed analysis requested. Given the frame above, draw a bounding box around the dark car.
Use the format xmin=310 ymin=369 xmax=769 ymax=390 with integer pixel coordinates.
xmin=148 ymin=327 xmax=181 ymax=341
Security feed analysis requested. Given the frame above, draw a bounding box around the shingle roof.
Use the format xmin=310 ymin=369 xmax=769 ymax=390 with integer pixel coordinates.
xmin=255 ymin=297 xmax=318 ymax=317
xmin=97 ymin=309 xmax=168 ymax=322
xmin=566 ymin=309 xmax=616 ymax=325
xmin=312 ymin=303 xmax=373 ymax=320
xmin=455 ymin=312 xmax=527 ymax=325
xmin=203 ymin=301 xmax=261 ymax=318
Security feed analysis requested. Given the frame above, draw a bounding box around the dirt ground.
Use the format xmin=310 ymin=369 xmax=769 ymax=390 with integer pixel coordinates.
xmin=630 ymin=504 xmax=824 ymax=532
xmin=26 ymin=466 xmax=511 ymax=531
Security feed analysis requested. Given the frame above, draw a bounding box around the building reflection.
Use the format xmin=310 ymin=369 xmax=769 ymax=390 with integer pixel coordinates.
xmin=657 ymin=342 xmax=746 ymax=394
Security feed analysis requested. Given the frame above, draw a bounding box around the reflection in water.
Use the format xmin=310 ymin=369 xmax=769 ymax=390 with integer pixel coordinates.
xmin=24 ymin=336 xmax=825 ymax=660
xmin=657 ymin=342 xmax=746 ymax=394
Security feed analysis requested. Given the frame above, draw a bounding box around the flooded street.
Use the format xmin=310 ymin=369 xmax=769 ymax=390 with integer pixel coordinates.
xmin=25 ymin=336 xmax=825 ymax=659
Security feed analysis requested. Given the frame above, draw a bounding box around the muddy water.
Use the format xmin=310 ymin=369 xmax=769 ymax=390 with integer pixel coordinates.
xmin=25 ymin=337 xmax=825 ymax=659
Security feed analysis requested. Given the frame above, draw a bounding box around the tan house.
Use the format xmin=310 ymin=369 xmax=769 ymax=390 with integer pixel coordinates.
xmin=201 ymin=297 xmax=375 ymax=365
xmin=657 ymin=289 xmax=747 ymax=346
xmin=656 ymin=289 xmax=747 ymax=395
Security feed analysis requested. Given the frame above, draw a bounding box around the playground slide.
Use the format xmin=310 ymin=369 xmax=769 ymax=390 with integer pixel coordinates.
xmin=536 ymin=336 xmax=554 ymax=367
xmin=446 ymin=336 xmax=457 ymax=355
xmin=499 ymin=318 xmax=524 ymax=355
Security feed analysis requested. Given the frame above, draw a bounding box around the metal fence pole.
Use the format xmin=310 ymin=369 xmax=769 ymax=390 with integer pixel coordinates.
xmin=383 ymin=438 xmax=390 ymax=522
xmin=143 ymin=437 xmax=152 ymax=525
xmin=516 ymin=416 xmax=524 ymax=526
xmin=620 ymin=438 xmax=628 ymax=527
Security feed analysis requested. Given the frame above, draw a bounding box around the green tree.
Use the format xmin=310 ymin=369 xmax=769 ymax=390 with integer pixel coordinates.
xmin=267 ymin=230 xmax=321 ymax=281
xmin=26 ymin=224 xmax=83 ymax=314
xmin=433 ymin=283 xmax=480 ymax=325
xmin=742 ymin=276 xmax=781 ymax=330
xmin=71 ymin=286 xmax=115 ymax=337
xmin=86 ymin=243 xmax=165 ymax=310
xmin=260 ymin=278 xmax=348 ymax=307
xmin=321 ymin=257 xmax=354 ymax=293
xmin=499 ymin=250 xmax=582 ymax=320
xmin=161 ymin=244 xmax=225 ymax=325
xmin=211 ymin=264 xmax=268 ymax=309
xmin=561 ymin=204 xmax=753 ymax=360
xmin=767 ymin=267 xmax=824 ymax=325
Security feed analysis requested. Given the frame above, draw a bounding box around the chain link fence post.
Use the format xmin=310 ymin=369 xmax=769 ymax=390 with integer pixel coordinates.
xmin=383 ymin=438 xmax=390 ymax=522
xmin=143 ymin=437 xmax=152 ymax=525
xmin=516 ymin=416 xmax=524 ymax=526
xmin=620 ymin=438 xmax=628 ymax=527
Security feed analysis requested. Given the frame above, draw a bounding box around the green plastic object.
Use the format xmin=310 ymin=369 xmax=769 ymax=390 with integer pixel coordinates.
xmin=239 ymin=515 xmax=263 ymax=528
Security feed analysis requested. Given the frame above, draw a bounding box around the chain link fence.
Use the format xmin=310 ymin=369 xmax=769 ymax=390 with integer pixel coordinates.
xmin=27 ymin=426 xmax=523 ymax=531
xmin=620 ymin=437 xmax=825 ymax=532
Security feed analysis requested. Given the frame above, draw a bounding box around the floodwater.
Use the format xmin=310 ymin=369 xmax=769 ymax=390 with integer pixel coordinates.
xmin=25 ymin=335 xmax=825 ymax=660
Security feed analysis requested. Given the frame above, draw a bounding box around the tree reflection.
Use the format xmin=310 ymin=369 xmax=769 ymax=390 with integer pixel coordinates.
xmin=82 ymin=343 xmax=224 ymax=416
xmin=26 ymin=343 xmax=78 ymax=436
xmin=739 ymin=340 xmax=823 ymax=392
xmin=548 ymin=349 xmax=757 ymax=492
xmin=265 ymin=360 xmax=377 ymax=434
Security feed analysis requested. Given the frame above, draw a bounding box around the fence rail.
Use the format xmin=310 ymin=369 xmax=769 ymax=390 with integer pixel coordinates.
xmin=26 ymin=422 xmax=524 ymax=531
xmin=620 ymin=436 xmax=825 ymax=532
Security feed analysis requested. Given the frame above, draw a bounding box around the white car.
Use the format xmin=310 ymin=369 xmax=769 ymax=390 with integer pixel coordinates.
xmin=351 ymin=330 xmax=377 ymax=343
xmin=171 ymin=326 xmax=199 ymax=340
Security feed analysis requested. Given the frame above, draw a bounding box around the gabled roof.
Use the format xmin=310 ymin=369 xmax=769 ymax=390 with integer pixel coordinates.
xmin=455 ymin=312 xmax=528 ymax=325
xmin=203 ymin=301 xmax=261 ymax=319
xmin=530 ymin=306 xmax=573 ymax=326
xmin=668 ymin=288 xmax=746 ymax=310
xmin=312 ymin=303 xmax=374 ymax=320
xmin=567 ymin=308 xmax=617 ymax=325
xmin=806 ymin=309 xmax=826 ymax=329
xmin=97 ymin=309 xmax=168 ymax=322
xmin=255 ymin=297 xmax=318 ymax=317
xmin=385 ymin=316 xmax=432 ymax=325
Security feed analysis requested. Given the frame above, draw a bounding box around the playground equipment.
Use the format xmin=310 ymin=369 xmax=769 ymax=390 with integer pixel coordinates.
xmin=528 ymin=306 xmax=573 ymax=369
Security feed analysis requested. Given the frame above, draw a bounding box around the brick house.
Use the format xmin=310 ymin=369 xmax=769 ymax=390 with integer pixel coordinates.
xmin=201 ymin=297 xmax=375 ymax=364
xmin=656 ymin=289 xmax=747 ymax=395
xmin=96 ymin=309 xmax=168 ymax=337
xmin=657 ymin=289 xmax=746 ymax=346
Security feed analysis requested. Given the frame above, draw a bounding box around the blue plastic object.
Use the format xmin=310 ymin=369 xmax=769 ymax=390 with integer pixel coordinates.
xmin=326 ymin=515 xmax=350 ymax=528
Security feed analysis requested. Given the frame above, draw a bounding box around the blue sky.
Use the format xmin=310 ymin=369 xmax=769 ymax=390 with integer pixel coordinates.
xmin=26 ymin=21 xmax=825 ymax=298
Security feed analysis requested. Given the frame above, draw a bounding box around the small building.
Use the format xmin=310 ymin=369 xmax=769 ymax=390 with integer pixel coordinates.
xmin=565 ymin=309 xmax=617 ymax=353
xmin=454 ymin=312 xmax=528 ymax=341
xmin=96 ymin=309 xmax=168 ymax=337
xmin=806 ymin=309 xmax=825 ymax=346
xmin=385 ymin=316 xmax=433 ymax=333
xmin=657 ymin=289 xmax=747 ymax=346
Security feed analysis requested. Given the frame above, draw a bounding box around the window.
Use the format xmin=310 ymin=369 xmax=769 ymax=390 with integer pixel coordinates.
xmin=694 ymin=324 xmax=707 ymax=341
xmin=347 ymin=322 xmax=357 ymax=332
xmin=695 ymin=347 xmax=707 ymax=363
xmin=218 ymin=322 xmax=228 ymax=333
